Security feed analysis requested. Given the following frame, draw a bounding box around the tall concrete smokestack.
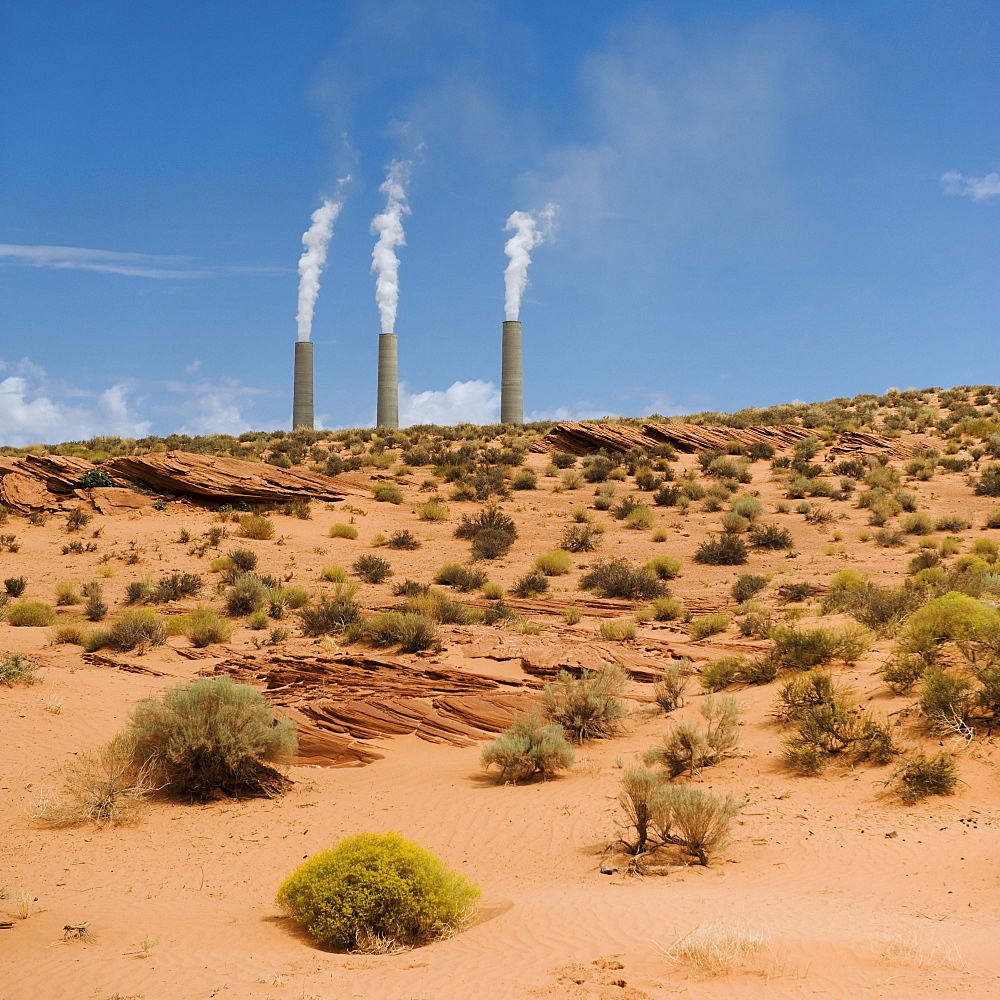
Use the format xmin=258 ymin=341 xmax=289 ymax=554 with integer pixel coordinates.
xmin=293 ymin=340 xmax=314 ymax=430
xmin=377 ymin=333 xmax=399 ymax=429
xmin=501 ymin=320 xmax=523 ymax=425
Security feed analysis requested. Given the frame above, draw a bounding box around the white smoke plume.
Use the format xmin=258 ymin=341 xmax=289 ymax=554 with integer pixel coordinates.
xmin=296 ymin=197 xmax=343 ymax=342
xmin=370 ymin=160 xmax=412 ymax=334
xmin=503 ymin=204 xmax=557 ymax=321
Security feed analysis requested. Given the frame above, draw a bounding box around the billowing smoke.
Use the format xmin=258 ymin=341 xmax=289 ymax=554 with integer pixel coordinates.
xmin=296 ymin=198 xmax=342 ymax=342
xmin=370 ymin=160 xmax=412 ymax=334
xmin=503 ymin=204 xmax=557 ymax=321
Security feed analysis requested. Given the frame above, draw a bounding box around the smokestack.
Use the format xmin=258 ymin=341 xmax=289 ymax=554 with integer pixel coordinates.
xmin=501 ymin=320 xmax=523 ymax=425
xmin=292 ymin=340 xmax=314 ymax=430
xmin=377 ymin=333 xmax=399 ymax=429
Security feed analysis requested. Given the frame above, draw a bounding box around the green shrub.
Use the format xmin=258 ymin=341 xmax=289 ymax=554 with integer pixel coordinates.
xmin=533 ymin=549 xmax=573 ymax=576
xmin=353 ymin=555 xmax=393 ymax=584
xmin=936 ymin=514 xmax=970 ymax=532
xmin=276 ymin=832 xmax=480 ymax=952
xmin=644 ymin=695 xmax=741 ymax=778
xmin=79 ymin=469 xmax=114 ymax=489
xmin=688 ymin=614 xmax=731 ymax=640
xmin=247 ymin=610 xmax=269 ymax=630
xmin=730 ymin=574 xmax=767 ymax=604
xmin=600 ymin=618 xmax=637 ymax=641
xmin=625 ymin=505 xmax=655 ymax=530
xmin=902 ymin=590 xmax=1000 ymax=663
xmin=237 ymin=514 xmax=276 ymax=540
xmin=4 ymin=576 xmax=27 ymax=597
xmin=889 ymin=752 xmax=958 ymax=803
xmin=346 ymin=612 xmax=442 ymax=653
xmin=433 ymin=563 xmax=487 ymax=592
xmin=512 ymin=570 xmax=548 ymax=598
xmin=398 ymin=589 xmax=477 ymax=625
xmin=65 ymin=508 xmax=92 ymax=532
xmin=693 ymin=535 xmax=748 ymax=565
xmin=0 ymin=652 xmax=40 ymax=686
xmin=226 ymin=548 xmax=259 ymax=572
xmin=482 ymin=599 xmax=519 ymax=625
xmin=641 ymin=596 xmax=687 ymax=621
xmin=128 ymin=676 xmax=296 ymax=802
xmin=416 ymin=500 xmax=449 ymax=522
xmin=644 ymin=555 xmax=682 ymax=580
xmin=329 ymin=523 xmax=359 ymax=539
xmin=551 ymin=452 xmax=577 ymax=469
xmin=320 ymin=564 xmax=348 ymax=582
xmin=579 ymin=558 xmax=666 ymax=600
xmin=480 ymin=712 xmax=575 ymax=782
xmin=562 ymin=606 xmax=582 ymax=625
xmin=454 ymin=506 xmax=517 ymax=558
xmin=372 ymin=483 xmax=404 ymax=504
xmin=7 ymin=601 xmax=57 ymax=627
xmin=543 ymin=663 xmax=628 ymax=741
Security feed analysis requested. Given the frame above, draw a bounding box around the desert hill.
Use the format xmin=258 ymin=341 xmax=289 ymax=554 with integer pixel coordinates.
xmin=4 ymin=384 xmax=1000 ymax=999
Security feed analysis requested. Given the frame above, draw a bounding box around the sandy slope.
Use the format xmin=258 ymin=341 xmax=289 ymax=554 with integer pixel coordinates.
xmin=4 ymin=444 xmax=1000 ymax=999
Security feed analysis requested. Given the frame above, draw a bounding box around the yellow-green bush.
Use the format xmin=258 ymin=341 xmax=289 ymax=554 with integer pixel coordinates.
xmin=328 ymin=523 xmax=359 ymax=540
xmin=533 ymin=549 xmax=573 ymax=576
xmin=7 ymin=601 xmax=57 ymax=627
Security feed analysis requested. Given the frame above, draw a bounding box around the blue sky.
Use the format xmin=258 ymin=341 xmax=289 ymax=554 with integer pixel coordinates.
xmin=1 ymin=0 xmax=998 ymax=445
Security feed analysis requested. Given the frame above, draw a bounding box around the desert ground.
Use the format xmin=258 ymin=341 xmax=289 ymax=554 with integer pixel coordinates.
xmin=4 ymin=393 xmax=1000 ymax=999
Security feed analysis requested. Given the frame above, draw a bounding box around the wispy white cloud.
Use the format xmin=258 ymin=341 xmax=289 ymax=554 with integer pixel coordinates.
xmin=941 ymin=170 xmax=1000 ymax=201
xmin=0 ymin=358 xmax=151 ymax=446
xmin=399 ymin=379 xmax=500 ymax=426
xmin=163 ymin=378 xmax=266 ymax=436
xmin=0 ymin=244 xmax=285 ymax=279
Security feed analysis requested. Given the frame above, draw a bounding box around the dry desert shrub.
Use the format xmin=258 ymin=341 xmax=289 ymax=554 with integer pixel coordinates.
xmin=328 ymin=522 xmax=359 ymax=539
xmin=533 ymin=549 xmax=573 ymax=576
xmin=416 ymin=499 xmax=449 ymax=521
xmin=480 ymin=711 xmax=575 ymax=782
xmin=653 ymin=661 xmax=690 ymax=713
xmin=0 ymin=652 xmax=40 ymax=686
xmin=560 ymin=522 xmax=601 ymax=553
xmin=128 ymin=676 xmax=297 ymax=802
xmin=643 ymin=695 xmax=741 ymax=778
xmin=386 ymin=529 xmax=421 ymax=550
xmin=888 ymin=751 xmax=958 ymax=803
xmin=579 ymin=557 xmax=665 ymax=600
xmin=434 ymin=563 xmax=487 ymax=592
xmin=297 ymin=590 xmax=361 ymax=635
xmin=693 ymin=534 xmax=748 ymax=565
xmin=86 ymin=608 xmax=167 ymax=653
xmin=320 ymin=563 xmax=348 ymax=582
xmin=687 ymin=613 xmax=731 ymax=641
xmin=600 ymin=618 xmax=637 ymax=641
xmin=4 ymin=576 xmax=28 ymax=597
xmin=352 ymin=554 xmax=394 ymax=584
xmin=30 ymin=733 xmax=155 ymax=828
xmin=345 ymin=611 xmax=442 ymax=652
xmin=512 ymin=570 xmax=548 ymax=598
xmin=664 ymin=918 xmax=768 ymax=975
xmin=543 ymin=663 xmax=628 ymax=742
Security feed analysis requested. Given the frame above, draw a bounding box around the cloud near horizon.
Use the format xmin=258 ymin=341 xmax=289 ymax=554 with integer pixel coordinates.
xmin=941 ymin=170 xmax=1000 ymax=201
xmin=0 ymin=244 xmax=285 ymax=279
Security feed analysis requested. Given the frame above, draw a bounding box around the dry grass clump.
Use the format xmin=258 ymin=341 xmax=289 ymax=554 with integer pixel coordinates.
xmin=618 ymin=767 xmax=744 ymax=865
xmin=84 ymin=608 xmax=167 ymax=653
xmin=875 ymin=929 xmax=964 ymax=970
xmin=53 ymin=582 xmax=82 ymax=606
xmin=320 ymin=563 xmax=348 ymax=582
xmin=688 ymin=613 xmax=731 ymax=640
xmin=600 ymin=618 xmax=637 ymax=641
xmin=533 ymin=549 xmax=573 ymax=576
xmin=645 ymin=555 xmax=682 ymax=580
xmin=30 ymin=733 xmax=155 ymax=828
xmin=664 ymin=918 xmax=768 ymax=975
xmin=416 ymin=499 xmax=449 ymax=521
xmin=167 ymin=605 xmax=233 ymax=647
xmin=237 ymin=514 xmax=276 ymax=540
xmin=329 ymin=522 xmax=359 ymax=539
xmin=345 ymin=611 xmax=442 ymax=653
xmin=480 ymin=711 xmax=575 ymax=783
xmin=6 ymin=601 xmax=57 ymax=627
xmin=560 ymin=522 xmax=602 ymax=553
